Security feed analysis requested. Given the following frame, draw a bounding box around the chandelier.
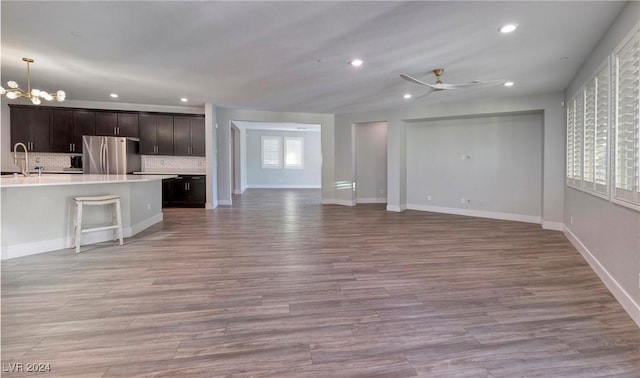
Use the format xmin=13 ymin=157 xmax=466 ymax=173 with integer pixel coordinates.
xmin=0 ymin=57 xmax=65 ymax=105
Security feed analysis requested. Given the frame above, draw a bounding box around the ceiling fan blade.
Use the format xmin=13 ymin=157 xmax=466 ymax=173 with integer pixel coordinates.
xmin=434 ymin=80 xmax=506 ymax=90
xmin=400 ymin=74 xmax=436 ymax=87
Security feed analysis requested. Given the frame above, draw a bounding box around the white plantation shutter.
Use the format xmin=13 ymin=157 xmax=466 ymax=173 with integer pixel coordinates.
xmin=584 ymin=78 xmax=596 ymax=185
xmin=573 ymin=91 xmax=584 ymax=185
xmin=595 ymin=63 xmax=610 ymax=193
xmin=565 ymin=25 xmax=638 ymax=212
xmin=285 ymin=137 xmax=304 ymax=169
xmin=262 ymin=136 xmax=282 ymax=168
xmin=566 ymin=92 xmax=583 ymax=189
xmin=613 ymin=28 xmax=640 ymax=209
xmin=583 ymin=60 xmax=610 ymax=197
xmin=567 ymin=97 xmax=575 ymax=183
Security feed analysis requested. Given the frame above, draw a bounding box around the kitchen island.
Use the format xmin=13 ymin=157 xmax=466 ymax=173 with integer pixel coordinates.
xmin=1 ymin=174 xmax=175 ymax=259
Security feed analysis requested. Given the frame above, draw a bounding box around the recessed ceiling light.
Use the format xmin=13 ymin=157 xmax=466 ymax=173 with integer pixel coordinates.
xmin=110 ymin=93 xmax=118 ymax=98
xmin=500 ymin=24 xmax=518 ymax=33
xmin=403 ymin=93 xmax=412 ymax=99
xmin=504 ymin=81 xmax=515 ymax=87
xmin=349 ymin=59 xmax=363 ymax=67
xmin=180 ymin=97 xmax=188 ymax=102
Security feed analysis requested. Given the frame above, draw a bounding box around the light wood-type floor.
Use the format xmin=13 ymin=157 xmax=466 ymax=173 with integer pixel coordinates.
xmin=2 ymin=189 xmax=639 ymax=377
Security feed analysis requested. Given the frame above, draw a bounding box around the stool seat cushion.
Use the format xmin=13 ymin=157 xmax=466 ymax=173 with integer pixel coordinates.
xmin=74 ymin=195 xmax=121 ymax=203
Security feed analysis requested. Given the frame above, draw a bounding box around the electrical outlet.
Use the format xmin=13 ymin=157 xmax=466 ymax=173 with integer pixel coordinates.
xmin=461 ymin=198 xmax=466 ymax=204
xmin=427 ymin=195 xmax=432 ymax=201
xmin=147 ymin=203 xmax=151 ymax=211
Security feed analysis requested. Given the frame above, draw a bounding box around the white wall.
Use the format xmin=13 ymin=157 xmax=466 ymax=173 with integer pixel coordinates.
xmin=334 ymin=92 xmax=565 ymax=227
xmin=215 ymin=108 xmax=335 ymax=206
xmin=406 ymin=113 xmax=543 ymax=222
xmin=355 ymin=122 xmax=387 ymax=203
xmin=563 ymin=1 xmax=640 ymax=326
xmin=245 ymin=129 xmax=321 ymax=188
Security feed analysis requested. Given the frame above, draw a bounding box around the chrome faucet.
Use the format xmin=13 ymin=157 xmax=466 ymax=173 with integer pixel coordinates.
xmin=13 ymin=142 xmax=30 ymax=177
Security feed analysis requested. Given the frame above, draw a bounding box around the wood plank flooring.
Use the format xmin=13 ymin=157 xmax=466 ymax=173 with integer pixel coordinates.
xmin=2 ymin=189 xmax=638 ymax=377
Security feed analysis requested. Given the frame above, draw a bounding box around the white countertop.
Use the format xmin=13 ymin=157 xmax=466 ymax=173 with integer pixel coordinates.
xmin=2 ymin=169 xmax=83 ymax=174
xmin=0 ymin=174 xmax=176 ymax=188
xmin=133 ymin=171 xmax=206 ymax=176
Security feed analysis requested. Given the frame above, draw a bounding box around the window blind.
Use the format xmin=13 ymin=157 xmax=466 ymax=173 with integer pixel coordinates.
xmin=573 ymin=91 xmax=584 ymax=185
xmin=584 ymin=78 xmax=596 ymax=185
xmin=613 ymin=29 xmax=639 ymax=208
xmin=285 ymin=137 xmax=304 ymax=169
xmin=595 ymin=64 xmax=609 ymax=193
xmin=567 ymin=98 xmax=575 ymax=183
xmin=262 ymin=136 xmax=282 ymax=168
xmin=582 ymin=61 xmax=610 ymax=197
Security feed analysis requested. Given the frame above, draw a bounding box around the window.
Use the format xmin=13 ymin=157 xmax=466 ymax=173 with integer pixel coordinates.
xmin=612 ymin=28 xmax=640 ymax=209
xmin=261 ymin=136 xmax=282 ymax=168
xmin=565 ymin=25 xmax=638 ymax=211
xmin=285 ymin=137 xmax=304 ymax=169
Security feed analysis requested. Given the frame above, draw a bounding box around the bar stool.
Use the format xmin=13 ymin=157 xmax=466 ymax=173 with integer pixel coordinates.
xmin=73 ymin=195 xmax=123 ymax=253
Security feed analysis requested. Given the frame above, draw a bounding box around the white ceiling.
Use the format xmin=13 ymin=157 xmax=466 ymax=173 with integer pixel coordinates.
xmin=0 ymin=1 xmax=627 ymax=114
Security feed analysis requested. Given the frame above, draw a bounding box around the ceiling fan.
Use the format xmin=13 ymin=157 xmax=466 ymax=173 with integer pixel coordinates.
xmin=400 ymin=68 xmax=505 ymax=93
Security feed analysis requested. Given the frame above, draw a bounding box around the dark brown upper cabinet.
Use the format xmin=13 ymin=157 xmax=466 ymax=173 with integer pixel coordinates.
xmin=174 ymin=116 xmax=205 ymax=157
xmin=139 ymin=114 xmax=174 ymax=155
xmin=95 ymin=112 xmax=139 ymax=137
xmin=10 ymin=105 xmax=51 ymax=152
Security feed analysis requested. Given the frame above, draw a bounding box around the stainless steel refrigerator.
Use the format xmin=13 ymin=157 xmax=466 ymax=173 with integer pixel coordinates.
xmin=82 ymin=136 xmax=141 ymax=174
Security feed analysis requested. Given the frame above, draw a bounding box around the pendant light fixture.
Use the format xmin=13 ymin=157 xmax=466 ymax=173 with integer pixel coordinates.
xmin=0 ymin=57 xmax=65 ymax=104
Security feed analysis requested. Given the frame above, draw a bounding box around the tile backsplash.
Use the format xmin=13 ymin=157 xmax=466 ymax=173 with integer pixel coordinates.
xmin=6 ymin=152 xmax=206 ymax=173
xmin=19 ymin=152 xmax=78 ymax=171
xmin=142 ymin=155 xmax=206 ymax=172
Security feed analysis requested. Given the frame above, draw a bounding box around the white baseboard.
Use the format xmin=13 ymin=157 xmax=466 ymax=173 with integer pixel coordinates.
xmin=233 ymin=189 xmax=242 ymax=195
xmin=246 ymin=185 xmax=321 ymax=189
xmin=130 ymin=213 xmax=163 ymax=235
xmin=356 ymin=197 xmax=387 ymax=204
xmin=406 ymin=203 xmax=541 ymax=224
xmin=218 ymin=200 xmax=232 ymax=206
xmin=542 ymin=220 xmax=564 ymax=231
xmin=205 ymin=202 xmax=217 ymax=209
xmin=2 ymin=213 xmax=163 ymax=260
xmin=564 ymin=225 xmax=640 ymax=328
xmin=386 ymin=204 xmax=407 ymax=212
xmin=321 ymin=199 xmax=356 ymax=206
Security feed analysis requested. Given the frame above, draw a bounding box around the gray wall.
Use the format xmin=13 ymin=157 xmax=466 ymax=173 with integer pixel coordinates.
xmin=245 ymin=129 xmax=321 ymax=188
xmin=406 ymin=113 xmax=543 ymax=219
xmin=356 ymin=122 xmax=387 ymax=202
xmin=333 ymin=91 xmax=565 ymax=227
xmin=563 ymin=1 xmax=639 ymax=324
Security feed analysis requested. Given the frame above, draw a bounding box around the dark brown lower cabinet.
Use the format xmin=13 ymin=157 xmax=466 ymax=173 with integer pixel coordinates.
xmin=162 ymin=175 xmax=205 ymax=208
